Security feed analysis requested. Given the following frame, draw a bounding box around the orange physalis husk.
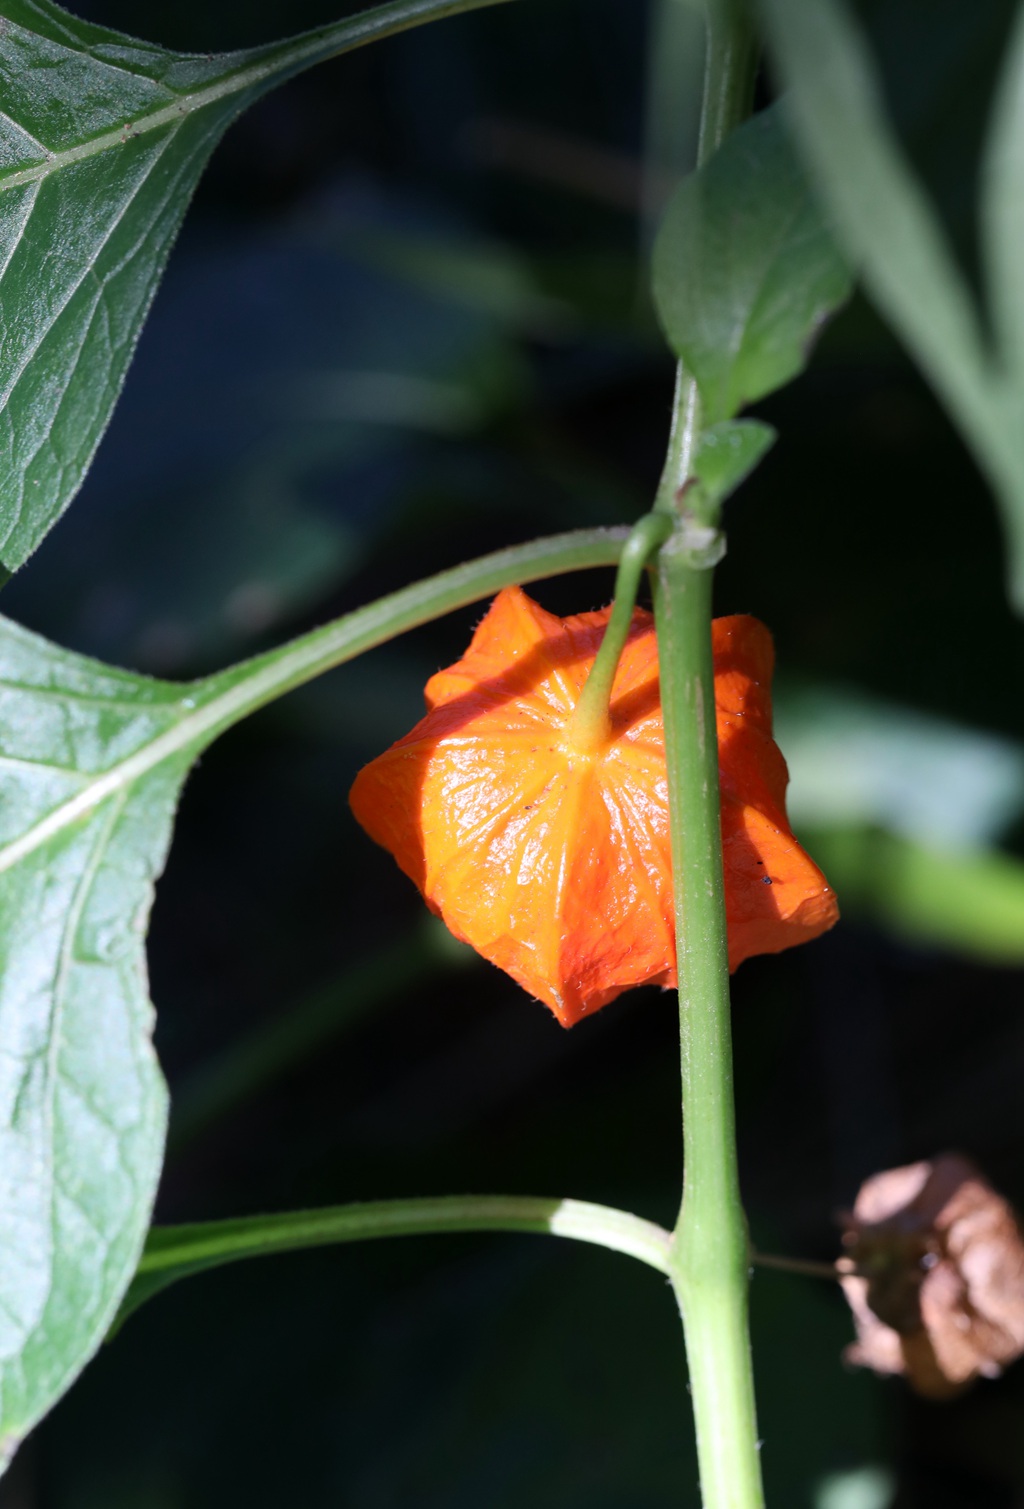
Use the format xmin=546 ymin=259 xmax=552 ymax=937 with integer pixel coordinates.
xmin=349 ymin=586 xmax=838 ymax=1027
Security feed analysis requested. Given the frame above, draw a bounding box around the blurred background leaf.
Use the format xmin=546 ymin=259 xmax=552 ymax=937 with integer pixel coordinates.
xmin=758 ymin=0 xmax=1024 ymax=613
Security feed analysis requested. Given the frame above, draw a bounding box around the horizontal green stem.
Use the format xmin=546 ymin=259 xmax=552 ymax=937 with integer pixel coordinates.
xmin=199 ymin=526 xmax=631 ymax=736
xmin=141 ymin=1197 xmax=673 ymax=1274
xmin=115 ymin=1197 xmax=672 ymax=1331
xmin=0 ymin=528 xmax=627 ymax=878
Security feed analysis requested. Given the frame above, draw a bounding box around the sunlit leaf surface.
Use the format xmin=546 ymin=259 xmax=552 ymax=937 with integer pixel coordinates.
xmin=0 ymin=618 xmax=201 ymax=1462
xmin=0 ymin=0 xmax=508 ymax=574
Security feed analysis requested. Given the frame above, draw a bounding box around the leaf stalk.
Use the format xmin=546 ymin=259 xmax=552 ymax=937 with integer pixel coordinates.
xmin=0 ymin=528 xmax=629 ymax=882
xmin=569 ymin=511 xmax=674 ymax=751
xmin=117 ymin=1197 xmax=672 ymax=1329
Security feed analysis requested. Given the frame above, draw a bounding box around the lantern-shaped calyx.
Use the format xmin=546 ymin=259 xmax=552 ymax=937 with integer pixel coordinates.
xmin=350 ymin=587 xmax=837 ymax=1026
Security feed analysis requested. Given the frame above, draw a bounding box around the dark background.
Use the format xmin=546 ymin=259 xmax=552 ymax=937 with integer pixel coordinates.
xmin=3 ymin=0 xmax=1024 ymax=1504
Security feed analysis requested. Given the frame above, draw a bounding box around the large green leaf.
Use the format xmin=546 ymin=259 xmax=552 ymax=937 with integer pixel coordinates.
xmin=0 ymin=626 xmax=189 ymax=1465
xmin=651 ymin=105 xmax=851 ymax=425
xmin=0 ymin=526 xmax=625 ymax=1464
xmin=0 ymin=0 xmax=513 ymax=578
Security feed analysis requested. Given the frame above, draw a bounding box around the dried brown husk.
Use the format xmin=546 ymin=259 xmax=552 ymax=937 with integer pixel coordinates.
xmin=840 ymin=1154 xmax=1024 ymax=1398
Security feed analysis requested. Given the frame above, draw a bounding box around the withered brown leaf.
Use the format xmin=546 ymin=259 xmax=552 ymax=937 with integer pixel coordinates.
xmin=840 ymin=1154 xmax=1024 ymax=1398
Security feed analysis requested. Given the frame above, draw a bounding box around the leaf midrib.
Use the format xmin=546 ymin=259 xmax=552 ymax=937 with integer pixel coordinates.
xmin=0 ymin=0 xmax=514 ymax=194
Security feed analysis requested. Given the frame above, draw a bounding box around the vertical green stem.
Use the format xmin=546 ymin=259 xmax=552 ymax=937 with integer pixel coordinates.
xmin=651 ymin=3 xmax=763 ymax=1507
xmin=697 ymin=0 xmax=759 ymax=167
xmin=656 ymin=559 xmax=762 ymax=1509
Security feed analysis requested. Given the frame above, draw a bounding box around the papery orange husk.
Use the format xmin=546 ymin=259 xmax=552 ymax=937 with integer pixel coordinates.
xmin=840 ymin=1154 xmax=1024 ymax=1398
xmin=349 ymin=586 xmax=837 ymax=1026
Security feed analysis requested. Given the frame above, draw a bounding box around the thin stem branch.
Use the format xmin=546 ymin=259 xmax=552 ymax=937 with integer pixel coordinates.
xmin=197 ymin=527 xmax=630 ymax=741
xmin=138 ymin=1197 xmax=673 ymax=1276
xmin=570 ymin=511 xmax=673 ymax=749
xmin=753 ymin=1252 xmax=847 ymax=1282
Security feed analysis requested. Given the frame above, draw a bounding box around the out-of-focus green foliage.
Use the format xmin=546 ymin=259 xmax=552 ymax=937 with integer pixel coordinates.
xmin=779 ymin=683 xmax=1024 ymax=960
xmin=805 ymin=825 xmax=1024 ymax=964
xmin=760 ymin=0 xmax=1024 ymax=612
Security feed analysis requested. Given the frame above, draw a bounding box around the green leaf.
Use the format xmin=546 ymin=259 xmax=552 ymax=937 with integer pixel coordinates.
xmin=756 ymin=0 xmax=1024 ymax=610
xmin=776 ymin=682 xmax=1024 ymax=850
xmin=690 ymin=419 xmax=776 ymax=507
xmin=803 ymin=825 xmax=1024 ymax=967
xmin=0 ymin=0 xmax=513 ymax=575
xmin=0 ymin=627 xmax=185 ymax=1466
xmin=652 ymin=105 xmax=851 ymax=425
xmin=756 ymin=0 xmax=993 ymax=431
xmin=0 ymin=525 xmax=625 ymax=1462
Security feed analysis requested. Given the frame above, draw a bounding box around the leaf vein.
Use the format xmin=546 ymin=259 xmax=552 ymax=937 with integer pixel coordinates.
xmin=0 ymin=129 xmax=179 ymax=415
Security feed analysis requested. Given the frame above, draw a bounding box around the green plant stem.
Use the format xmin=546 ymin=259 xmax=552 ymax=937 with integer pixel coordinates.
xmin=115 ymin=1197 xmax=672 ymax=1331
xmin=653 ymin=0 xmax=758 ymax=523
xmin=195 ymin=527 xmax=630 ymax=742
xmin=0 ymin=529 xmax=629 ymax=880
xmin=651 ymin=4 xmax=763 ymax=1508
xmin=570 ymin=511 xmax=674 ymax=749
xmin=698 ymin=0 xmax=759 ymax=167
xmin=656 ymin=558 xmax=762 ymax=1509
xmin=655 ymin=365 xmax=702 ymax=515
